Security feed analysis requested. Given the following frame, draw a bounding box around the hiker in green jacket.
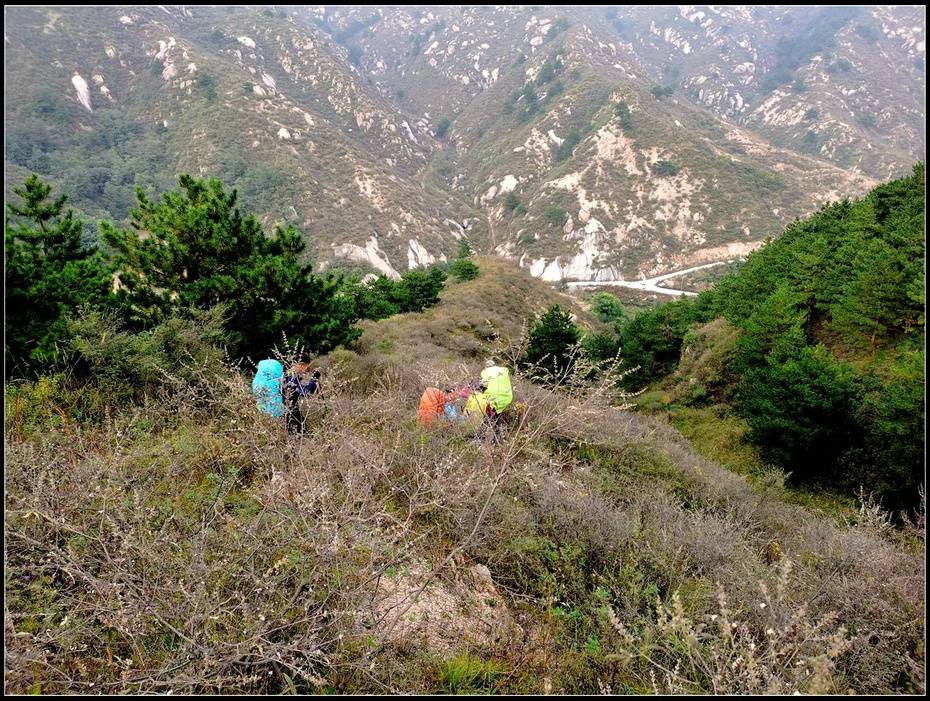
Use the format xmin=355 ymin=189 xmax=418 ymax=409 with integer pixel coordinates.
xmin=479 ymin=364 xmax=513 ymax=439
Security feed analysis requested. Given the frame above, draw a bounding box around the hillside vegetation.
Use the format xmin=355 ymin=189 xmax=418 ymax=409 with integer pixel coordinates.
xmin=593 ymin=165 xmax=924 ymax=513
xmin=5 ymin=249 xmax=925 ymax=694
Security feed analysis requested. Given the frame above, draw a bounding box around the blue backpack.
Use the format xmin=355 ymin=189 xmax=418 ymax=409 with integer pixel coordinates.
xmin=252 ymin=359 xmax=285 ymax=417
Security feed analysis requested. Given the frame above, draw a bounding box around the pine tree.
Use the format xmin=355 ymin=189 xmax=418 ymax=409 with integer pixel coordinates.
xmin=521 ymin=304 xmax=581 ymax=382
xmin=504 ymin=192 xmax=522 ymax=213
xmin=737 ymin=345 xmax=861 ymax=481
xmin=615 ymin=298 xmax=703 ymax=387
xmin=831 ymin=237 xmax=907 ymax=351
xmin=5 ymin=174 xmax=112 ymax=376
xmin=102 ymin=174 xmax=359 ymax=358
xmin=346 ymin=275 xmax=402 ymax=320
xmin=616 ymin=100 xmax=634 ymax=130
xmin=392 ymin=266 xmax=447 ymax=312
xmin=733 ymin=283 xmax=809 ymax=371
xmin=434 ymin=117 xmax=451 ymax=138
xmin=449 ymin=239 xmax=479 ymax=281
xmin=455 ymin=239 xmax=473 ymax=259
xmin=589 ymin=292 xmax=626 ymax=324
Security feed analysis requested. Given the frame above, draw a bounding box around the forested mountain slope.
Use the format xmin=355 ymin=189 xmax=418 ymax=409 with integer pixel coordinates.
xmin=4 ymin=5 xmax=478 ymax=278
xmin=601 ymin=164 xmax=925 ymax=511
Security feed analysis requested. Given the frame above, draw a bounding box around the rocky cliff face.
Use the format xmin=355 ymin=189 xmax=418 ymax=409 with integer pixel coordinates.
xmin=4 ymin=5 xmax=924 ymax=282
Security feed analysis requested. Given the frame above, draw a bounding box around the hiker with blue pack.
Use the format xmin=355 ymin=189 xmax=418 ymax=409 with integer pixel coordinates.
xmin=252 ymin=359 xmax=286 ymax=418
xmin=252 ymin=359 xmax=323 ymax=434
xmin=283 ymin=363 xmax=323 ymax=434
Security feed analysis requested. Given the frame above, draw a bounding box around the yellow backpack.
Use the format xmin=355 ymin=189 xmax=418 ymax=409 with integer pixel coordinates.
xmin=464 ymin=391 xmax=490 ymax=421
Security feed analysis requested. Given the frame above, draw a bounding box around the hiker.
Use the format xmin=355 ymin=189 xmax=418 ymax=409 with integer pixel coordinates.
xmin=462 ymin=382 xmax=486 ymax=417
xmin=418 ymin=384 xmax=473 ymax=427
xmin=479 ymin=365 xmax=513 ymax=439
xmin=417 ymin=366 xmax=513 ymax=436
xmin=252 ymin=359 xmax=323 ymax=434
xmin=284 ymin=364 xmax=323 ymax=435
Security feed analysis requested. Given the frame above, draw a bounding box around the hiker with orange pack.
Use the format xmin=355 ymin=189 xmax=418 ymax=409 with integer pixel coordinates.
xmin=418 ymin=385 xmax=472 ymax=427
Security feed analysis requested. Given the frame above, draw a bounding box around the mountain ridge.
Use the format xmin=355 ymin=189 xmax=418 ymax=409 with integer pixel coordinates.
xmin=4 ymin=5 xmax=924 ymax=283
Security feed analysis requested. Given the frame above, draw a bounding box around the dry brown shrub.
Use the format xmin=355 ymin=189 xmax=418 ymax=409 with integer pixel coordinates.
xmin=623 ymin=562 xmax=854 ymax=694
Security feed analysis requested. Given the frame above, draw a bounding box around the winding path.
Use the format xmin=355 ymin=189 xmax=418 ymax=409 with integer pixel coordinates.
xmin=565 ymin=260 xmax=731 ymax=297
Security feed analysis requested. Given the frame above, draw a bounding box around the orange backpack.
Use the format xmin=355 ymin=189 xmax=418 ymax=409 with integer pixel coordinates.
xmin=417 ymin=387 xmax=447 ymax=427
